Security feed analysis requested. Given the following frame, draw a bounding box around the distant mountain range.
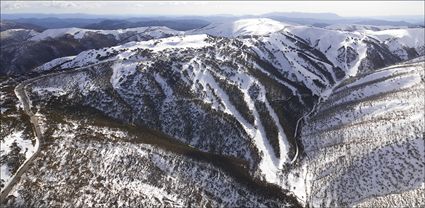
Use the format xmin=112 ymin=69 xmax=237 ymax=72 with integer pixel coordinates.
xmin=85 ymin=19 xmax=210 ymax=31
xmin=0 ymin=20 xmax=45 ymax=32
xmin=1 ymin=12 xmax=423 ymax=32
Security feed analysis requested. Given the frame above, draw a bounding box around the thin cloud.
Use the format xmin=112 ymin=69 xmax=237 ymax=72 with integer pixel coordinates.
xmin=42 ymin=1 xmax=79 ymax=9
xmin=1 ymin=1 xmax=423 ymax=17
xmin=1 ymin=1 xmax=29 ymax=10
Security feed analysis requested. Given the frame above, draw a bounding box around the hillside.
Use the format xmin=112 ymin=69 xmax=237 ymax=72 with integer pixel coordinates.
xmin=1 ymin=18 xmax=424 ymax=207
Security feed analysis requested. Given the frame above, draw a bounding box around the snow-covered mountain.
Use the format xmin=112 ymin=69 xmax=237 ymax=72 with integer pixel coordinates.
xmin=29 ymin=26 xmax=183 ymax=41
xmin=302 ymin=57 xmax=424 ymax=207
xmin=26 ymin=34 xmax=311 ymax=183
xmin=325 ymin=24 xmax=409 ymax=31
xmin=189 ymin=18 xmax=290 ymax=37
xmin=364 ymin=28 xmax=425 ymax=59
xmin=0 ymin=26 xmax=182 ymax=75
xmin=1 ymin=18 xmax=424 ymax=207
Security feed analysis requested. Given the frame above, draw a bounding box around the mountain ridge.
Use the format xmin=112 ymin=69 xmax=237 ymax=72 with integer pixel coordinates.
xmin=1 ymin=17 xmax=424 ymax=207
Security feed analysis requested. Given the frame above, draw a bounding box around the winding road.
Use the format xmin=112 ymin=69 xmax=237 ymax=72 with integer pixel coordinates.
xmin=0 ymin=66 xmax=94 ymax=203
xmin=290 ymin=98 xmax=322 ymax=164
xmin=0 ymin=63 xmax=117 ymax=202
xmin=0 ymin=79 xmax=43 ymax=203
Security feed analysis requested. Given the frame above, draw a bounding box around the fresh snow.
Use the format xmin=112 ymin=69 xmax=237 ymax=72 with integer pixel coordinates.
xmin=335 ymin=65 xmax=419 ymax=93
xmin=29 ymin=26 xmax=182 ymax=41
xmin=0 ymin=29 xmax=39 ymax=39
xmin=154 ymin=73 xmax=173 ymax=99
xmin=0 ymin=131 xmax=34 ymax=162
xmin=325 ymin=24 xmax=408 ymax=32
xmin=40 ymin=34 xmax=213 ymax=71
xmin=1 ymin=131 xmax=36 ymax=192
xmin=118 ymin=34 xmax=212 ymax=52
xmin=186 ymin=61 xmax=283 ymax=182
xmin=365 ymin=28 xmax=425 ymax=59
xmin=365 ymin=28 xmax=424 ymax=48
xmin=288 ymin=26 xmax=367 ymax=74
xmin=190 ymin=18 xmax=289 ymax=37
xmin=18 ymin=18 xmax=425 ymax=206
xmin=34 ymin=56 xmax=76 ymax=72
xmin=110 ymin=62 xmax=138 ymax=89
xmin=32 ymin=86 xmax=68 ymax=97
xmin=332 ymin=73 xmax=421 ymax=107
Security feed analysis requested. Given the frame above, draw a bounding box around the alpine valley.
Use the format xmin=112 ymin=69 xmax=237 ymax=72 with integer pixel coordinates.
xmin=1 ymin=17 xmax=424 ymax=207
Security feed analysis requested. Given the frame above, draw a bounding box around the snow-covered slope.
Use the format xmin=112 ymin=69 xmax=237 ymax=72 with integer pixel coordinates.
xmin=0 ymin=78 xmax=37 ymax=193
xmin=25 ymin=34 xmax=310 ymax=184
xmin=3 ymin=107 xmax=299 ymax=207
xmin=244 ymin=28 xmax=349 ymax=96
xmin=325 ymin=24 xmax=409 ymax=32
xmin=189 ymin=18 xmax=289 ymax=37
xmin=0 ymin=29 xmax=39 ymax=40
xmin=193 ymin=20 xmax=422 ymax=98
xmin=286 ymin=26 xmax=367 ymax=76
xmin=302 ymin=58 xmax=424 ymax=207
xmin=364 ymin=28 xmax=425 ymax=59
xmin=0 ymin=26 xmax=182 ymax=75
xmin=29 ymin=26 xmax=182 ymax=41
xmin=2 ymin=18 xmax=425 ymax=207
xmin=23 ymin=24 xmax=424 ymax=188
xmin=241 ymin=25 xmax=423 ymax=98
xmin=279 ymin=26 xmax=424 ymax=84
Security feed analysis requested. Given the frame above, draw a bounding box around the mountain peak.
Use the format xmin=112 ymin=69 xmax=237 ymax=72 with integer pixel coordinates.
xmin=190 ymin=18 xmax=290 ymax=37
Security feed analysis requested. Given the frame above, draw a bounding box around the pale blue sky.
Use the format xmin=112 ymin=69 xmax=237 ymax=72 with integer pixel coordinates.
xmin=1 ymin=1 xmax=424 ymax=17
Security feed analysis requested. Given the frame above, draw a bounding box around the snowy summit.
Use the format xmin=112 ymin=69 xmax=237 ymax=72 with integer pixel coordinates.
xmin=190 ymin=18 xmax=290 ymax=37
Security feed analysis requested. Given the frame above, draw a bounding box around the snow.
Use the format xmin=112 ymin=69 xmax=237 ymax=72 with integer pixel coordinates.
xmin=335 ymin=65 xmax=419 ymax=93
xmin=50 ymin=34 xmax=212 ymax=71
xmin=39 ymin=34 xmax=213 ymax=74
xmin=0 ymin=131 xmax=36 ymax=192
xmin=7 ymin=116 xmax=288 ymax=207
xmin=277 ymin=26 xmax=371 ymax=99
xmin=288 ymin=26 xmax=351 ymax=53
xmin=365 ymin=28 xmax=425 ymax=59
xmin=259 ymin=84 xmax=291 ymax=165
xmin=110 ymin=62 xmax=138 ymax=88
xmin=29 ymin=26 xmax=182 ymax=41
xmin=286 ymin=166 xmax=308 ymax=202
xmin=190 ymin=18 xmax=289 ymax=37
xmin=34 ymin=56 xmax=76 ymax=72
xmin=154 ymin=73 xmax=173 ymax=98
xmin=0 ymin=165 xmax=11 ymax=185
xmin=405 ymin=55 xmax=425 ymax=63
xmin=0 ymin=29 xmax=39 ymax=39
xmin=290 ymin=26 xmax=367 ymax=74
xmin=244 ymin=25 xmax=369 ymax=97
xmin=30 ymin=27 xmax=82 ymax=41
xmin=119 ymin=34 xmax=212 ymax=52
xmin=1 ymin=131 xmax=34 ymax=161
xmin=109 ymin=177 xmax=184 ymax=205
xmin=301 ymin=59 xmax=424 ymax=206
xmin=365 ymin=28 xmax=424 ymax=48
xmin=346 ymin=34 xmax=368 ymax=77
xmin=186 ymin=62 xmax=285 ymax=182
xmin=332 ymin=73 xmax=421 ymax=107
xmin=18 ymin=19 xmax=425 ymax=206
xmin=252 ymin=32 xmax=330 ymax=95
xmin=191 ymin=64 xmax=272 ymax=178
xmin=32 ymin=86 xmax=68 ymax=97
xmin=325 ymin=24 xmax=408 ymax=32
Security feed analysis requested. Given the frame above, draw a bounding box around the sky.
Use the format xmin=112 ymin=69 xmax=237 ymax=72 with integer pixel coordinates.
xmin=1 ymin=1 xmax=424 ymax=17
